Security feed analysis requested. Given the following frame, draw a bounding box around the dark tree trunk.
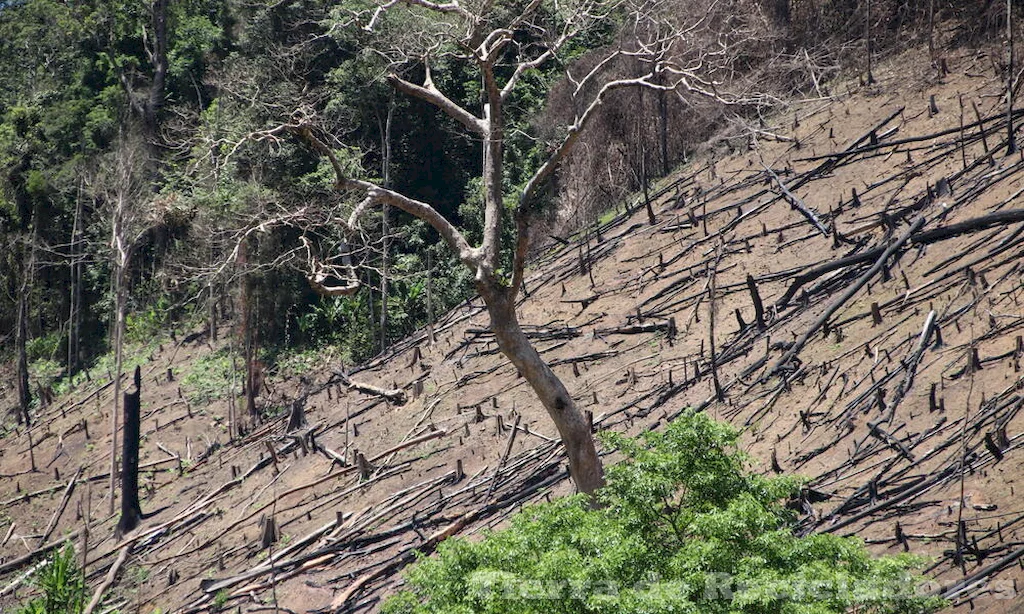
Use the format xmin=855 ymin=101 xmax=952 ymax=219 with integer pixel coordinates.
xmin=67 ymin=185 xmax=84 ymax=376
xmin=773 ymin=0 xmax=790 ymax=26
xmin=658 ymin=74 xmax=669 ymax=177
xmin=865 ymin=0 xmax=875 ymax=84
xmin=287 ymin=398 xmax=307 ymax=432
xmin=379 ymin=97 xmax=394 ymax=353
xmin=116 ymin=366 xmax=143 ymax=538
xmin=238 ymin=240 xmax=258 ymax=418
xmin=15 ymin=280 xmax=31 ymax=427
xmin=1008 ymin=0 xmax=1017 ymax=154
xmin=15 ymin=220 xmax=37 ymax=427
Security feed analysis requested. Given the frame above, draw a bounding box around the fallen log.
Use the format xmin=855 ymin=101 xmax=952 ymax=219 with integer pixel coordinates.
xmin=334 ymin=371 xmax=407 ymax=405
xmin=770 ymin=216 xmax=926 ymax=376
xmin=81 ymin=545 xmax=130 ymax=614
xmin=762 ymin=162 xmax=829 ymax=236
xmin=38 ymin=467 xmax=83 ymax=546
xmin=777 ymin=210 xmax=1024 ymax=309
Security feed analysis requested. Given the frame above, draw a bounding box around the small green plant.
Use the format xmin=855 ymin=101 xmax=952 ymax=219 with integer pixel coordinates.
xmin=384 ymin=410 xmax=944 ymax=614
xmin=15 ymin=543 xmax=86 ymax=614
xmin=182 ymin=348 xmax=239 ymax=405
xmin=28 ymin=358 xmax=62 ymax=397
xmin=212 ymin=589 xmax=230 ymax=611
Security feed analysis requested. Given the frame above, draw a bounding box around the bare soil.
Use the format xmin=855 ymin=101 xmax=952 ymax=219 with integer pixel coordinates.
xmin=2 ymin=43 xmax=1024 ymax=614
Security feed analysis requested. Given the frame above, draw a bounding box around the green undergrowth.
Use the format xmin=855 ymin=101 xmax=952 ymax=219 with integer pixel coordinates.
xmin=384 ymin=410 xmax=944 ymax=614
xmin=14 ymin=543 xmax=88 ymax=614
xmin=181 ymin=347 xmax=239 ymax=405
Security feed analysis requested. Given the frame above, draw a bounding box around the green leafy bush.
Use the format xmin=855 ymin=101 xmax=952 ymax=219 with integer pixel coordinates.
xmin=16 ymin=543 xmax=86 ymax=614
xmin=384 ymin=411 xmax=944 ymax=614
xmin=182 ymin=348 xmax=238 ymax=405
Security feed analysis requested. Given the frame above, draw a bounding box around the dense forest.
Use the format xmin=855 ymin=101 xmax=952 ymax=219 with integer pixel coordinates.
xmin=0 ymin=0 xmax=1014 ymax=427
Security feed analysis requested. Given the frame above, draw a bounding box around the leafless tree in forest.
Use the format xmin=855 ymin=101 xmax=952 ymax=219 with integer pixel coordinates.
xmin=92 ymin=134 xmax=156 ymax=514
xmin=239 ymin=0 xmax=765 ymax=495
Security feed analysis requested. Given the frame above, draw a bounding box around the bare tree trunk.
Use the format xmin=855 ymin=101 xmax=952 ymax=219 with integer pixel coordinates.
xmin=1009 ymin=0 xmax=1017 ymax=154
xmin=928 ymin=0 xmax=936 ymax=65
xmin=67 ymin=183 xmax=84 ymax=376
xmin=286 ymin=398 xmax=307 ymax=432
xmin=208 ymin=273 xmax=218 ymax=343
xmin=109 ymin=265 xmax=127 ymax=515
xmin=228 ymin=333 xmax=238 ymax=440
xmin=479 ymin=284 xmax=604 ymax=496
xmin=239 ymin=239 xmax=258 ymax=419
xmin=865 ymin=0 xmax=875 ymax=84
xmin=144 ymin=0 xmax=168 ymax=133
xmin=658 ymin=75 xmax=669 ymax=177
xmin=426 ymin=250 xmax=435 ymax=344
xmin=379 ymin=97 xmax=394 ymax=353
xmin=775 ymin=0 xmax=790 ymax=25
xmin=15 ymin=250 xmax=32 ymax=427
xmin=116 ymin=367 xmax=143 ymax=538
xmin=16 ymin=206 xmax=40 ymax=427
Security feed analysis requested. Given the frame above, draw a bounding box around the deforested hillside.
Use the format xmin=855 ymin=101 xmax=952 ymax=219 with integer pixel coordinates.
xmin=3 ymin=39 xmax=1024 ymax=614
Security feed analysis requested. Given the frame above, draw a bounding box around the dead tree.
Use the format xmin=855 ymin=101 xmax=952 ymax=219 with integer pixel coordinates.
xmin=14 ymin=233 xmax=34 ymax=427
xmin=116 ymin=366 xmax=143 ymax=538
xmin=1008 ymin=0 xmax=1016 ymax=154
xmin=245 ymin=0 xmax=753 ymax=496
xmin=97 ymin=135 xmax=154 ymax=514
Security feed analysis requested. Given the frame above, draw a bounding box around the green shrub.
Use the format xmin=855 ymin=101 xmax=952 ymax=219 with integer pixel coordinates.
xmin=125 ymin=296 xmax=171 ymax=345
xmin=25 ymin=332 xmax=62 ymax=362
xmin=384 ymin=410 xmax=944 ymax=614
xmin=182 ymin=348 xmax=239 ymax=405
xmin=16 ymin=543 xmax=86 ymax=614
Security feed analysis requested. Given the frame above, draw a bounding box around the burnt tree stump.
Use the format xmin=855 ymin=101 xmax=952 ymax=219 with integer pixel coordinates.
xmin=116 ymin=366 xmax=143 ymax=538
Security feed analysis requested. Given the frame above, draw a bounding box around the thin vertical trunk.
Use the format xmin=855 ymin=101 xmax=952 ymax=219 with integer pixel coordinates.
xmin=116 ymin=367 xmax=143 ymax=538
xmin=379 ymin=97 xmax=394 ymax=353
xmin=658 ymin=76 xmax=669 ymax=177
xmin=637 ymin=87 xmax=654 ymax=224
xmin=1008 ymin=0 xmax=1017 ymax=154
xmin=479 ymin=283 xmax=604 ymax=496
xmin=928 ymin=0 xmax=935 ymax=64
xmin=145 ymin=0 xmax=168 ymax=133
xmin=228 ymin=333 xmax=238 ymax=441
xmin=109 ymin=265 xmax=127 ymax=515
xmin=239 ymin=239 xmax=258 ymax=419
xmin=426 ymin=250 xmax=435 ymax=344
xmin=67 ymin=185 xmax=83 ymax=376
xmin=15 ymin=251 xmax=32 ymax=427
xmin=17 ymin=208 xmax=39 ymax=427
xmin=209 ymin=273 xmax=218 ymax=343
xmin=865 ymin=0 xmax=875 ymax=84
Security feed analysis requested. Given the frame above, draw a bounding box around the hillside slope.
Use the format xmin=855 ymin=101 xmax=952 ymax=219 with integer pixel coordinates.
xmin=3 ymin=45 xmax=1024 ymax=614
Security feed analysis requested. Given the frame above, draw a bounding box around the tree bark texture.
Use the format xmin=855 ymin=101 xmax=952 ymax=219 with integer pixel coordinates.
xmin=15 ymin=263 xmax=31 ymax=427
xmin=116 ymin=366 xmax=143 ymax=538
xmin=479 ymin=283 xmax=605 ymax=495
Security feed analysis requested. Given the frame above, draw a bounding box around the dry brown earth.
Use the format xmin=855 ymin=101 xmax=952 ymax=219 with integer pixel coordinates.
xmin=2 ymin=44 xmax=1024 ymax=614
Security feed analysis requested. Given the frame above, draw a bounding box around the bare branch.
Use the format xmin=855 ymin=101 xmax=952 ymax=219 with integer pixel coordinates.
xmin=521 ymin=75 xmax=655 ymax=208
xmin=386 ymin=68 xmax=486 ymax=136
xmin=301 ymin=236 xmax=360 ymax=297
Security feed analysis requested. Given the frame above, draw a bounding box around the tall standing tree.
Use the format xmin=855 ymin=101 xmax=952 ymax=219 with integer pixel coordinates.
xmin=95 ymin=134 xmax=153 ymax=514
xmin=271 ymin=0 xmax=739 ymax=495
